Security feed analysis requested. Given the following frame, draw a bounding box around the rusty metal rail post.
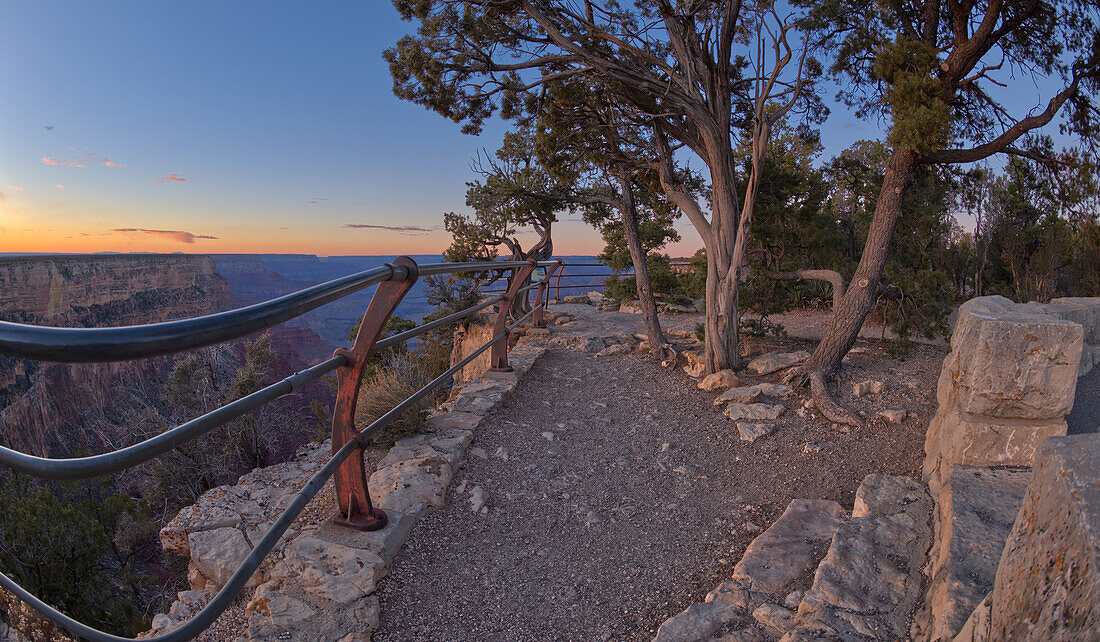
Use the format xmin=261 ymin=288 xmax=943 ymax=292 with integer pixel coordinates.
xmin=330 ymin=256 xmax=419 ymax=531
xmin=488 ymin=259 xmax=537 ymax=372
xmin=553 ymin=263 xmax=566 ymax=301
xmin=532 ymin=259 xmax=561 ymax=328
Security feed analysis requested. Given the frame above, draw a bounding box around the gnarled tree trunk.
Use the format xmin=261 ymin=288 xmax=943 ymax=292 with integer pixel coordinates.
xmin=617 ymin=170 xmax=668 ymax=359
xmin=803 ymin=147 xmax=918 ymax=375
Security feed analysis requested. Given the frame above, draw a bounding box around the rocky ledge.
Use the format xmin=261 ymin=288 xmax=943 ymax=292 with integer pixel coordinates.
xmin=653 ymin=474 xmax=932 ymax=642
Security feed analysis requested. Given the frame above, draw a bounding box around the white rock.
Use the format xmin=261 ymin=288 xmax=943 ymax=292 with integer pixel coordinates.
xmin=596 ymin=343 xmax=631 ymax=357
xmin=737 ymin=423 xmax=775 ymax=443
xmin=724 ymin=403 xmax=785 ymax=421
xmin=698 ymin=369 xmax=741 ymax=391
xmin=469 ymin=486 xmax=487 ymax=513
xmin=271 ymin=536 xmax=385 ymax=605
xmin=187 ymin=527 xmax=263 ymax=591
xmin=852 ymin=380 xmax=885 ymax=397
xmin=368 ymin=453 xmax=454 ymax=513
xmin=747 ymin=351 xmax=810 ymax=375
xmin=246 ymin=584 xmax=315 ymax=638
xmin=715 ymin=383 xmax=793 ymax=405
xmin=877 ymin=409 xmax=908 ymax=424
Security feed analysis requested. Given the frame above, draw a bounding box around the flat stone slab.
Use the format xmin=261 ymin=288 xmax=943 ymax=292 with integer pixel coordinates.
xmin=788 ymin=475 xmax=931 ymax=641
xmin=424 ymin=411 xmax=482 ymax=432
xmin=731 ymin=499 xmax=847 ymax=596
xmin=724 ymin=403 xmax=785 ymax=422
xmin=747 ymin=351 xmax=809 ymax=376
xmin=737 ymin=423 xmax=775 ymax=443
xmin=715 ymin=383 xmax=792 ymax=406
xmin=652 ymin=599 xmax=760 ymax=642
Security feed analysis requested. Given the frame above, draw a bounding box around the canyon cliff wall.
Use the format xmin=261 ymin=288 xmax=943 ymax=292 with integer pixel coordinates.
xmin=0 ymin=255 xmax=231 ymax=457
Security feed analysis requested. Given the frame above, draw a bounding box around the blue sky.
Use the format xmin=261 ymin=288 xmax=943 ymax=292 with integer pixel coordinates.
xmin=0 ymin=2 xmax=537 ymax=254
xmin=0 ymin=2 xmax=1069 ymax=255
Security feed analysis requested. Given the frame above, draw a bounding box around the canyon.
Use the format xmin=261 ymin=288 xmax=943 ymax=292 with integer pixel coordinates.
xmin=0 ymin=254 xmax=333 ymax=460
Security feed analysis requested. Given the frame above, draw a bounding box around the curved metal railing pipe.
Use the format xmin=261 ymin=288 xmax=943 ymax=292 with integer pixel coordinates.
xmin=0 ymin=265 xmax=400 ymax=363
xmin=0 ymin=355 xmax=345 ymax=480
xmin=0 ymin=260 xmax=556 ymax=363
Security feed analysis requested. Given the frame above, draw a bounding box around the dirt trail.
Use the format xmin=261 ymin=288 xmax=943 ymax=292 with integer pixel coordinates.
xmin=374 ymin=309 xmax=939 ymax=640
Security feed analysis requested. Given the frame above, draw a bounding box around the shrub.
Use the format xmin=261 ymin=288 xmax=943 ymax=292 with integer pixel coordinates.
xmin=354 ymin=350 xmax=441 ymax=446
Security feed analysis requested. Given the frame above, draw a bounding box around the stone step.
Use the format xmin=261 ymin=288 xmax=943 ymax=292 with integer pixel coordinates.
xmin=783 ymin=475 xmax=932 ymax=641
xmin=653 ymin=499 xmax=846 ymax=642
xmin=911 ymin=466 xmax=1031 ymax=641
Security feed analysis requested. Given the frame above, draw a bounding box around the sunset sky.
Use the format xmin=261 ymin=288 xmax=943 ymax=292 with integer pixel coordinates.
xmin=0 ymin=3 xmax=1064 ymax=257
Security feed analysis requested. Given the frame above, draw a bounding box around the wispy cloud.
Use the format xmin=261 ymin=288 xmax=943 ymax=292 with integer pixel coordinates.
xmin=43 ymin=156 xmax=84 ymax=167
xmin=107 ymin=228 xmax=218 ymax=244
xmin=151 ymin=174 xmax=193 ymax=183
xmin=42 ymin=152 xmax=124 ymax=168
xmin=5 ymin=185 xmax=23 ymax=191
xmin=310 ymin=197 xmax=327 ymax=204
xmin=343 ymin=223 xmax=436 ymax=236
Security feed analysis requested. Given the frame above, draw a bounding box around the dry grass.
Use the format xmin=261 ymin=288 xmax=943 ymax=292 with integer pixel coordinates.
xmin=354 ymin=351 xmax=441 ymax=446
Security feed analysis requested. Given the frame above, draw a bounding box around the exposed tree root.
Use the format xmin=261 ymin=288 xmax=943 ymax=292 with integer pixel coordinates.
xmin=809 ymin=371 xmax=864 ymax=427
xmin=661 ymin=344 xmax=679 ymax=368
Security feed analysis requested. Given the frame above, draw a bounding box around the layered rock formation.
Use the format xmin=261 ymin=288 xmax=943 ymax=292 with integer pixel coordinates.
xmin=922 ymin=295 xmax=1084 ymax=498
xmin=0 ymin=255 xmax=230 ymax=457
xmin=914 ymin=295 xmax=1100 ymax=641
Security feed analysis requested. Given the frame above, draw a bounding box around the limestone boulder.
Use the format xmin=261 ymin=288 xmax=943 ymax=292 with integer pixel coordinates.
xmin=982 ymin=435 xmax=1100 ymax=640
xmin=186 ymin=526 xmax=265 ymax=590
xmin=923 ymin=406 xmax=1064 ymax=496
xmin=747 ymin=351 xmax=809 ymax=376
xmin=788 ymin=475 xmax=931 ymax=642
xmin=913 ymin=466 xmax=1031 ymax=642
xmin=948 ymin=296 xmax=1082 ymax=420
xmin=652 ymin=599 xmax=755 ymax=642
xmin=698 ymin=369 xmax=741 ymax=391
xmin=731 ymin=499 xmax=846 ymax=596
xmin=246 ymin=583 xmax=315 ymax=639
xmin=269 ymin=536 xmax=386 ymax=605
xmin=368 ymin=452 xmax=454 ymax=513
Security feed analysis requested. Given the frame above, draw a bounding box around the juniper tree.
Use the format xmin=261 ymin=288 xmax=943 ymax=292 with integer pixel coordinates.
xmin=386 ymin=0 xmax=818 ymax=373
xmin=793 ymin=0 xmax=1100 ymax=387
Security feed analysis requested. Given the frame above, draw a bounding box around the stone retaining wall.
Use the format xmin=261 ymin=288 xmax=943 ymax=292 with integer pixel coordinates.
xmin=955 ymin=434 xmax=1100 ymax=640
xmin=915 ymin=295 xmax=1099 ymax=641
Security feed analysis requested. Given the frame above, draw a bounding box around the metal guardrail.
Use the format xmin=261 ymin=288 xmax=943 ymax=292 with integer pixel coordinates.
xmin=547 ymin=262 xmax=693 ymax=300
xmin=0 ymin=255 xmax=561 ymax=642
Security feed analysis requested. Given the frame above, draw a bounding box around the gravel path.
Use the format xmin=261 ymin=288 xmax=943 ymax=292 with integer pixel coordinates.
xmin=374 ymin=345 xmax=930 ymax=641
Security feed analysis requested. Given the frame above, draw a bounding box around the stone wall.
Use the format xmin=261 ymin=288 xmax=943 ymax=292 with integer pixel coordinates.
xmin=922 ymin=296 xmax=1086 ymax=499
xmin=955 ymin=434 xmax=1100 ymax=640
xmin=914 ymin=295 xmax=1099 ymax=641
